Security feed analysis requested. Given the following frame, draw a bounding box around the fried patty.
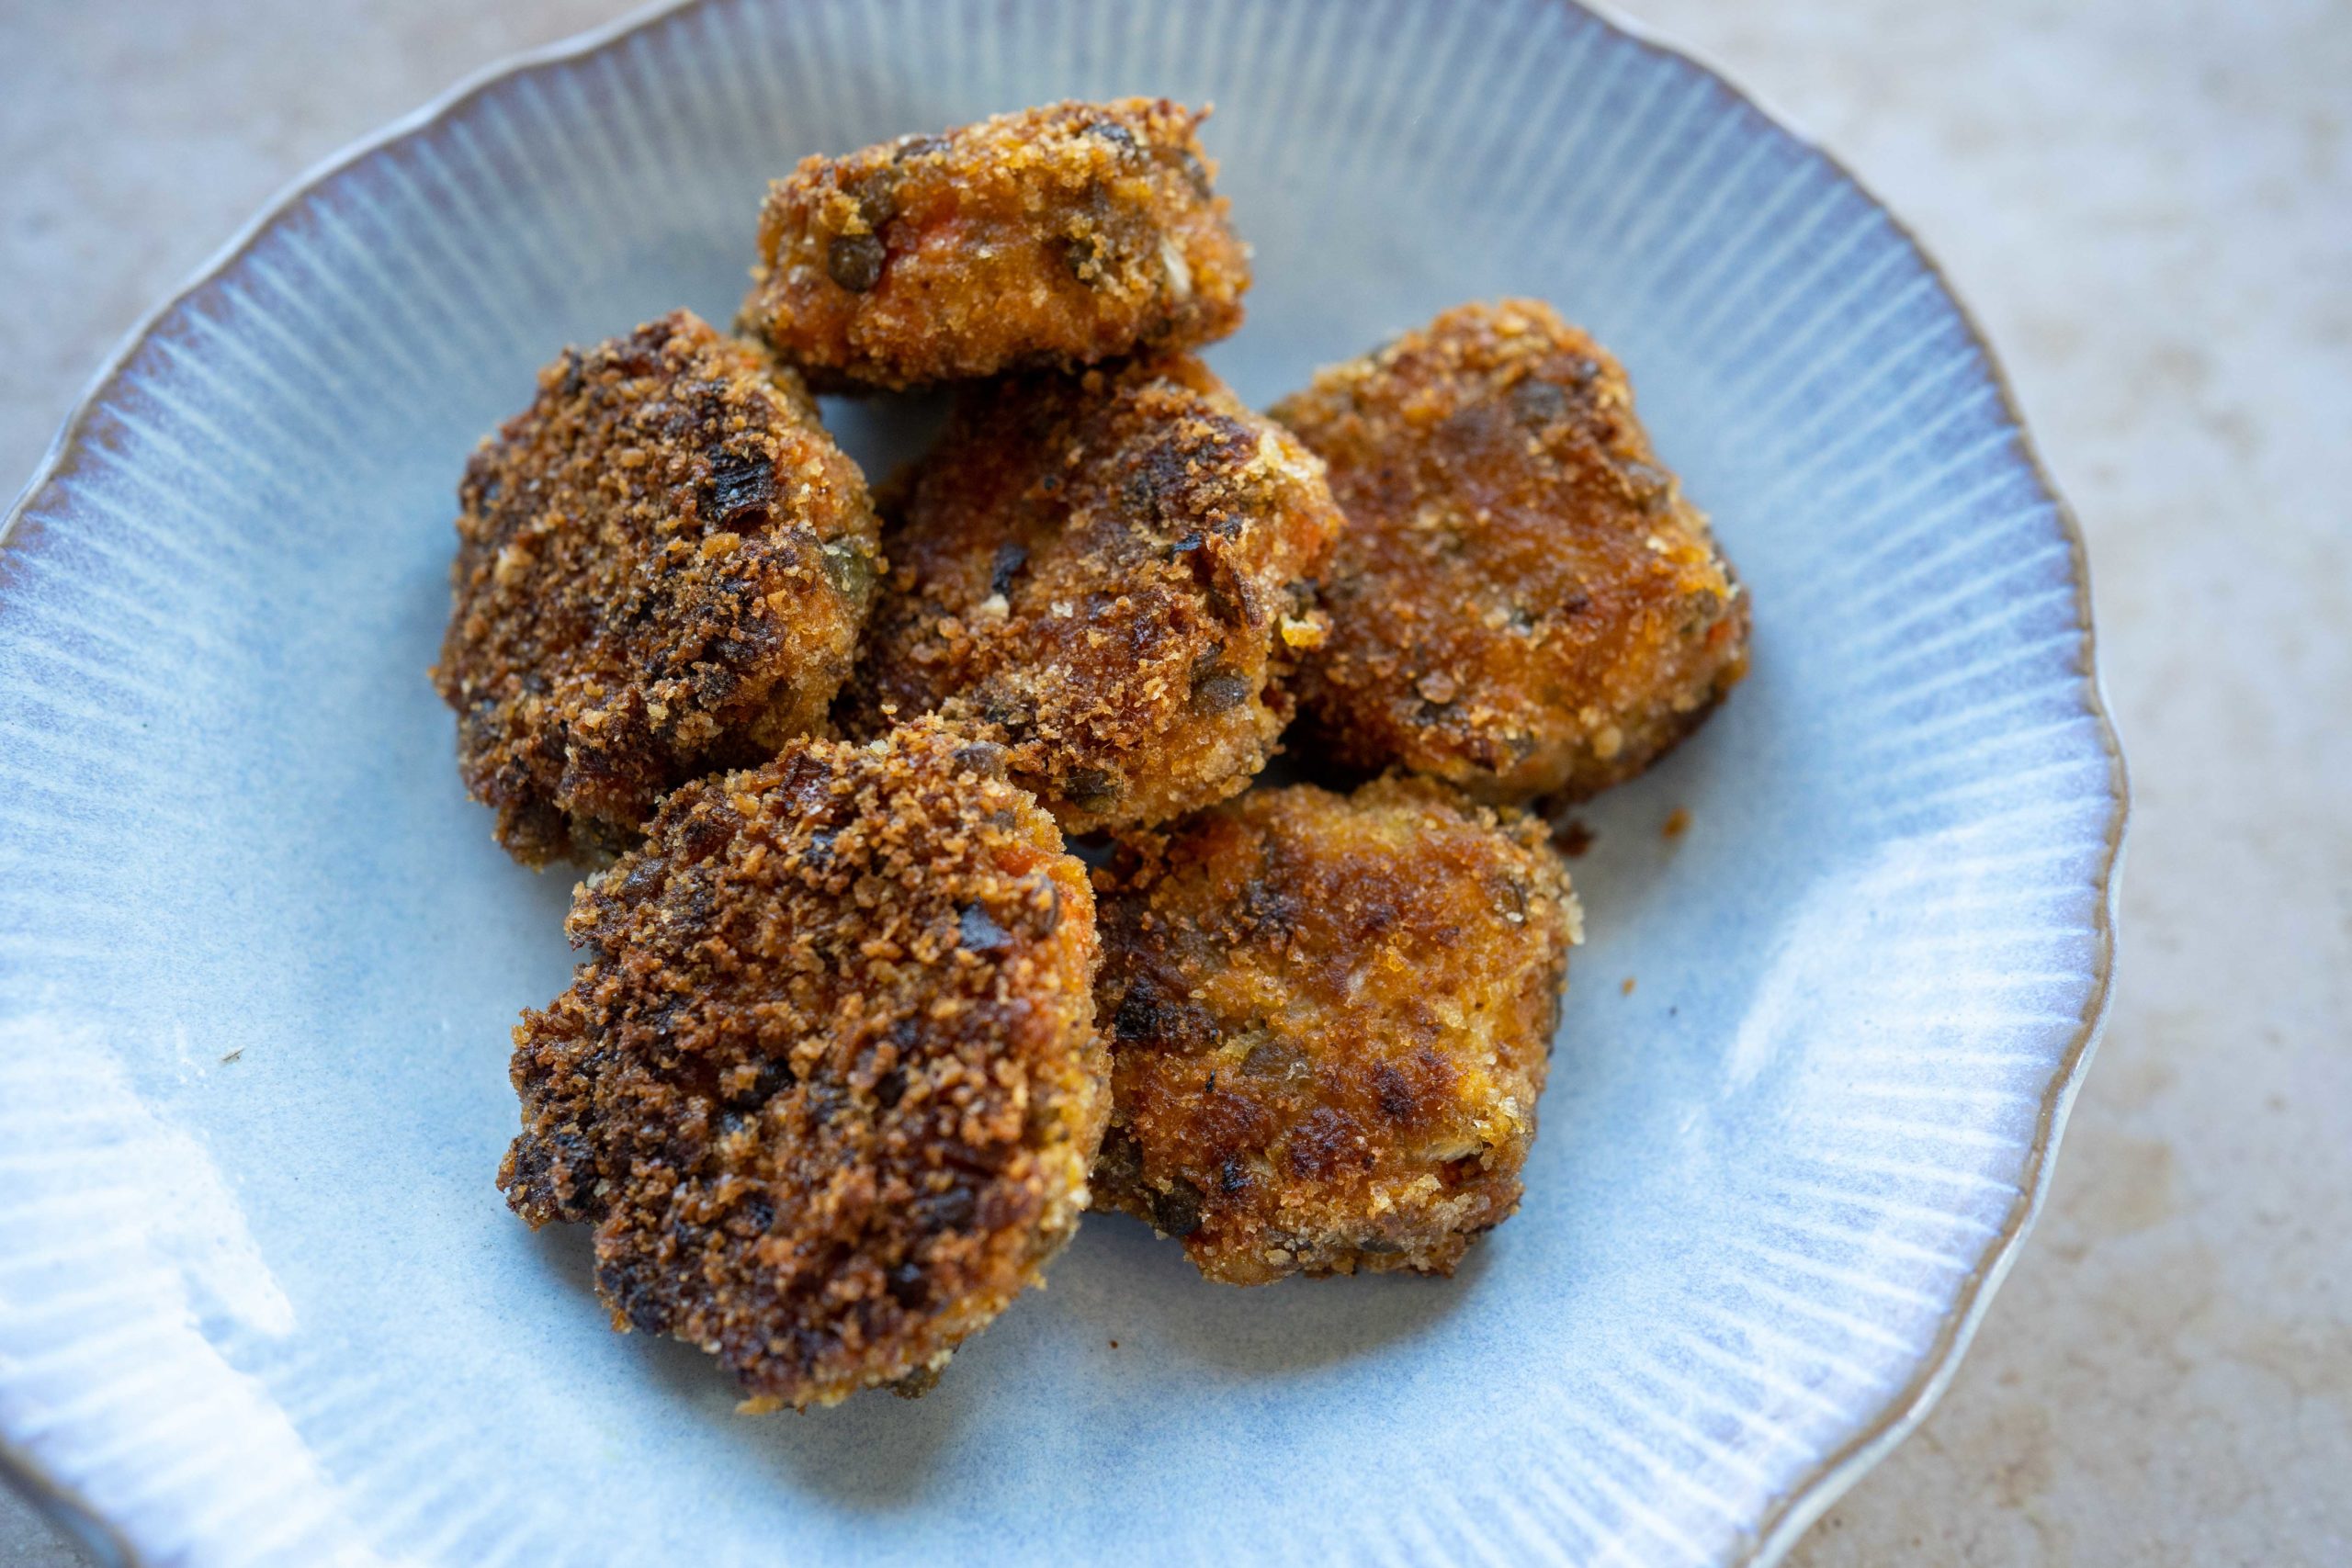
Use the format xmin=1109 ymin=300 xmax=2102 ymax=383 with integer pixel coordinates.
xmin=498 ymin=717 xmax=1105 ymax=1409
xmin=742 ymin=98 xmax=1249 ymax=389
xmin=836 ymin=354 xmax=1345 ymax=833
xmin=434 ymin=310 xmax=880 ymax=865
xmin=1092 ymin=776 xmax=1580 ymax=1284
xmin=1272 ymin=300 xmax=1749 ymax=803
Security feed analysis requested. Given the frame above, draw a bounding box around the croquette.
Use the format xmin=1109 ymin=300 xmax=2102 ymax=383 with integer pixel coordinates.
xmin=497 ymin=717 xmax=1105 ymax=1408
xmin=1091 ymin=776 xmax=1580 ymax=1284
xmin=1272 ymin=299 xmax=1749 ymax=803
xmin=836 ymin=354 xmax=1345 ymax=833
xmin=742 ymin=99 xmax=1250 ymax=389
xmin=434 ymin=310 xmax=880 ymax=864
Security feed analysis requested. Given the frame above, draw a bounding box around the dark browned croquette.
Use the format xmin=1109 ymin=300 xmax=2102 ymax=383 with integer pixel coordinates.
xmin=837 ymin=353 xmax=1344 ymax=833
xmin=435 ymin=310 xmax=879 ymax=865
xmin=499 ymin=718 xmax=1106 ymax=1408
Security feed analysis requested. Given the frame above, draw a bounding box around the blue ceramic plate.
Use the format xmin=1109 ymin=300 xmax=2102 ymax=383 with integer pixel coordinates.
xmin=0 ymin=2 xmax=2124 ymax=1562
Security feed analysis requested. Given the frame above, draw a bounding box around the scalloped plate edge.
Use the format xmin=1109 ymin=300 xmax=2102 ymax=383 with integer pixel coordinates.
xmin=0 ymin=3 xmax=2129 ymax=1562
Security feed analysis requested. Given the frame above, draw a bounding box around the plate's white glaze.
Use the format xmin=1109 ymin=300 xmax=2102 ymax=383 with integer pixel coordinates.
xmin=0 ymin=1 xmax=2123 ymax=1563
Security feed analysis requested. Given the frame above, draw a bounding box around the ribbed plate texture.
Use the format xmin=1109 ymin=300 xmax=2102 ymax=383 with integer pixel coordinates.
xmin=0 ymin=2 xmax=2121 ymax=1562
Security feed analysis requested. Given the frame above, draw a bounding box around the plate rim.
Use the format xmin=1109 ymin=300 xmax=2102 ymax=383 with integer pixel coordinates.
xmin=0 ymin=2 xmax=2130 ymax=1562
xmin=1588 ymin=10 xmax=2130 ymax=1554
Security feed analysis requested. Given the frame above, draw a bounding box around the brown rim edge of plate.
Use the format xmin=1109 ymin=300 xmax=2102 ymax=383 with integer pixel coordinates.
xmin=1586 ymin=8 xmax=2130 ymax=1560
xmin=0 ymin=2 xmax=2129 ymax=1563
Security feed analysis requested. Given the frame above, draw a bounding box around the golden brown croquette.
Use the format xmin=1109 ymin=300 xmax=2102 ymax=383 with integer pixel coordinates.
xmin=498 ymin=717 xmax=1105 ymax=1408
xmin=836 ymin=354 xmax=1345 ymax=833
xmin=1091 ymin=776 xmax=1580 ymax=1285
xmin=1272 ymin=299 xmax=1749 ymax=803
xmin=742 ymin=99 xmax=1250 ymax=389
xmin=434 ymin=310 xmax=880 ymax=865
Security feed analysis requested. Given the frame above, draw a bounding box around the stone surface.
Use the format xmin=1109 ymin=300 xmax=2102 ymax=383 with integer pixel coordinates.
xmin=1 ymin=1 xmax=2345 ymax=1564
xmin=1628 ymin=5 xmax=2352 ymax=1564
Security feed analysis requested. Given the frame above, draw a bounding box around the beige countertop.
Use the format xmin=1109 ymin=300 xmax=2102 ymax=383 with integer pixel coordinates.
xmin=3 ymin=2 xmax=2345 ymax=1562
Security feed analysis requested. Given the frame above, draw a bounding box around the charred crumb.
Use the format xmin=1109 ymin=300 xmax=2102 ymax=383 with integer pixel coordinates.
xmin=952 ymin=739 xmax=1009 ymax=778
xmin=1191 ymin=667 xmax=1251 ymax=715
xmin=1176 ymin=148 xmax=1214 ymax=198
xmin=887 ymin=1364 xmax=943 ymax=1399
xmin=826 ymin=232 xmax=887 ymax=292
xmin=1148 ymin=1178 xmax=1206 ymax=1238
xmin=989 ymin=542 xmax=1030 ymax=596
xmin=704 ymin=448 xmax=775 ymax=525
xmin=1063 ymin=769 xmax=1124 ymax=813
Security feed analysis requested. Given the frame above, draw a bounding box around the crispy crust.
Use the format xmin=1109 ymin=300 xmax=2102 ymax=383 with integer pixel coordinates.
xmin=497 ymin=718 xmax=1105 ymax=1408
xmin=742 ymin=98 xmax=1250 ymax=389
xmin=836 ymin=355 xmax=1345 ymax=833
xmin=1272 ymin=300 xmax=1750 ymax=803
xmin=433 ymin=310 xmax=880 ymax=864
xmin=1092 ymin=777 xmax=1579 ymax=1284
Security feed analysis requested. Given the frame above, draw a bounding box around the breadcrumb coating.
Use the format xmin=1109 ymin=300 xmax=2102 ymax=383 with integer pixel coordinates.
xmin=743 ymin=99 xmax=1250 ymax=389
xmin=1272 ymin=299 xmax=1749 ymax=803
xmin=498 ymin=718 xmax=1105 ymax=1408
xmin=1092 ymin=776 xmax=1579 ymax=1284
xmin=434 ymin=310 xmax=880 ymax=864
xmin=837 ymin=354 xmax=1345 ymax=833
